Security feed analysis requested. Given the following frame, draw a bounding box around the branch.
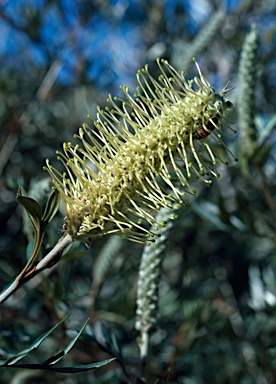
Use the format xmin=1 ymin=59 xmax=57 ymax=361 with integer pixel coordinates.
xmin=0 ymin=234 xmax=73 ymax=304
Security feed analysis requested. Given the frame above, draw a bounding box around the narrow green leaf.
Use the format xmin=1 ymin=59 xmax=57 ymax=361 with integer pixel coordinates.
xmin=45 ymin=358 xmax=115 ymax=373
xmin=42 ymin=351 xmax=65 ymax=366
xmin=16 ymin=188 xmax=45 ymax=268
xmin=17 ymin=186 xmax=28 ymax=197
xmin=42 ymin=189 xmax=61 ymax=224
xmin=85 ymin=324 xmax=95 ymax=339
xmin=24 ymin=232 xmax=44 ymax=269
xmin=96 ymin=322 xmax=112 ymax=349
xmin=137 ymin=378 xmax=146 ymax=384
xmin=192 ymin=202 xmax=229 ymax=231
xmin=16 ymin=189 xmax=42 ymax=222
xmin=6 ymin=358 xmax=116 ymax=373
xmin=5 ymin=313 xmax=71 ymax=366
xmin=16 ymin=197 xmax=41 ymax=238
xmin=255 ymin=114 xmax=276 ymax=143
xmin=254 ymin=141 xmax=273 ymax=167
xmin=47 ymin=318 xmax=90 ymax=366
xmin=110 ymin=332 xmax=122 ymax=358
xmin=26 ymin=240 xmax=34 ymax=262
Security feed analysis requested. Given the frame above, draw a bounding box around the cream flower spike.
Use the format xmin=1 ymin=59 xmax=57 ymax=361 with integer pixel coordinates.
xmin=44 ymin=58 xmax=234 ymax=245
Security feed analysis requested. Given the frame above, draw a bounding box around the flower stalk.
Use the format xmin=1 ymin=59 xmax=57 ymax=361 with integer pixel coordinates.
xmin=0 ymin=233 xmax=73 ymax=304
xmin=45 ymin=59 xmax=234 ymax=245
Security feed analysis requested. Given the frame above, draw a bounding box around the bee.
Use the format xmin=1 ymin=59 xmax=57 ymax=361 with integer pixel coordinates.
xmin=193 ymin=117 xmax=218 ymax=140
xmin=193 ymin=100 xmax=233 ymax=140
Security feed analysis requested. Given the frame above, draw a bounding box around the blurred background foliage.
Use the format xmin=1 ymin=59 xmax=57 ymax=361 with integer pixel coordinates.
xmin=0 ymin=0 xmax=276 ymax=383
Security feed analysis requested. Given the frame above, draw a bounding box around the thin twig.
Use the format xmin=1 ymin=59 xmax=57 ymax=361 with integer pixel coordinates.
xmin=0 ymin=234 xmax=73 ymax=304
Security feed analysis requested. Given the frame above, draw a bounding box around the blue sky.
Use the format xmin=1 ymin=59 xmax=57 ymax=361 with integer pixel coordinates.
xmin=0 ymin=0 xmax=245 ymax=91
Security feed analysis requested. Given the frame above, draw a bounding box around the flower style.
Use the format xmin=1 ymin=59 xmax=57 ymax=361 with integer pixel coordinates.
xmin=44 ymin=59 xmax=234 ymax=244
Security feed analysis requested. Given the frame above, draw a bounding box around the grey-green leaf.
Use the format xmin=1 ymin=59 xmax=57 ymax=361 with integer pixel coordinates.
xmin=4 ymin=313 xmax=71 ymax=366
xmin=9 ymin=358 xmax=116 ymax=373
xmin=47 ymin=318 xmax=90 ymax=366
xmin=16 ymin=187 xmax=42 ymax=222
xmin=42 ymin=189 xmax=61 ymax=224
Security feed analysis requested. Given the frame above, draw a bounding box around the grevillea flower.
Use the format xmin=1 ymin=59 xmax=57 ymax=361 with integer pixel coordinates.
xmin=44 ymin=59 xmax=234 ymax=244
